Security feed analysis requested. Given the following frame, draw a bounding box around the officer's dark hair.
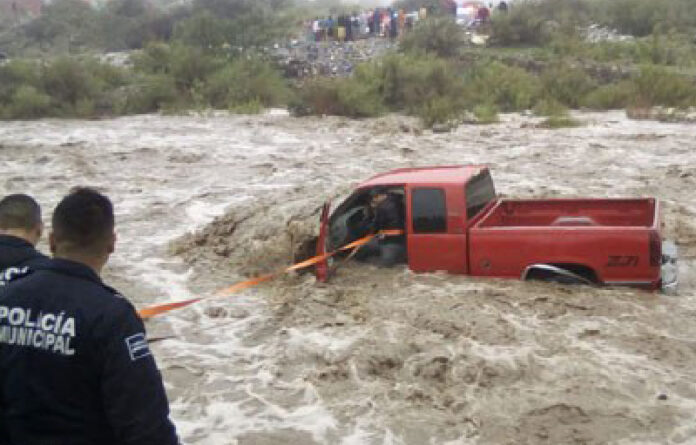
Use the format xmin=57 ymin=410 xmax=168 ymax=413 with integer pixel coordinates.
xmin=0 ymin=194 xmax=42 ymax=231
xmin=52 ymin=187 xmax=114 ymax=254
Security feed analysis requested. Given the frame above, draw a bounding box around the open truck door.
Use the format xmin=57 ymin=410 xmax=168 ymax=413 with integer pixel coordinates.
xmin=315 ymin=201 xmax=331 ymax=282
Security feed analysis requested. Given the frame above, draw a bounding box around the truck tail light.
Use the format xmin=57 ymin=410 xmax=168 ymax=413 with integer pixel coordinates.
xmin=649 ymin=231 xmax=661 ymax=267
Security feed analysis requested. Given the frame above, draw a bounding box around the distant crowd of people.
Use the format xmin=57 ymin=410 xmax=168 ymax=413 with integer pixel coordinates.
xmin=308 ymin=1 xmax=509 ymax=43
xmin=309 ymin=7 xmax=430 ymax=42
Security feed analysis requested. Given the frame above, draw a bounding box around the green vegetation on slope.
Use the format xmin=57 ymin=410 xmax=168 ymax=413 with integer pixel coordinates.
xmin=1 ymin=0 xmax=695 ymax=124
xmin=0 ymin=0 xmax=303 ymax=56
xmin=0 ymin=44 xmax=290 ymax=119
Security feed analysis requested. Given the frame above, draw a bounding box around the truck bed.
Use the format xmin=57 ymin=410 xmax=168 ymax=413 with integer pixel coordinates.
xmin=476 ymin=198 xmax=657 ymax=229
xmin=468 ymin=198 xmax=661 ymax=287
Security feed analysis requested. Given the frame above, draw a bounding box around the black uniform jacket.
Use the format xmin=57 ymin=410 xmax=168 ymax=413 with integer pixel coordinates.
xmin=0 ymin=235 xmax=47 ymax=283
xmin=0 ymin=258 xmax=179 ymax=445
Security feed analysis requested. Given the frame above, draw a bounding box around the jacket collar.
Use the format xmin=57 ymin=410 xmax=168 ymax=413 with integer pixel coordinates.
xmin=38 ymin=258 xmax=103 ymax=285
xmin=0 ymin=234 xmax=35 ymax=249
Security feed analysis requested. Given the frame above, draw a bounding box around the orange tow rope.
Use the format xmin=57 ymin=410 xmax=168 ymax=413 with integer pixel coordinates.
xmin=137 ymin=230 xmax=403 ymax=320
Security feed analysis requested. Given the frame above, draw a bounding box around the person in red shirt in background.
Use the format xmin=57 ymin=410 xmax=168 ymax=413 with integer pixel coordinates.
xmin=477 ymin=5 xmax=491 ymax=24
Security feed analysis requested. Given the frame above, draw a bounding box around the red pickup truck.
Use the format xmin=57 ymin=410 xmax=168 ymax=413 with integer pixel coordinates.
xmin=316 ymin=165 xmax=679 ymax=292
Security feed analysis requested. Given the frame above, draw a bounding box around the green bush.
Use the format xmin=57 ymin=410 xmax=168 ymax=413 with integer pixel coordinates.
xmin=204 ymin=58 xmax=290 ymax=109
xmin=40 ymin=57 xmax=128 ymax=116
xmin=41 ymin=57 xmax=96 ymax=107
xmin=132 ymin=42 xmax=173 ymax=75
xmin=596 ymin=0 xmax=696 ymax=37
xmin=540 ymin=63 xmax=597 ymax=108
xmin=533 ymin=98 xmax=568 ymax=117
xmin=119 ymin=74 xmax=181 ymax=114
xmin=133 ymin=42 xmax=290 ymax=113
xmin=473 ymin=103 xmax=500 ymax=124
xmin=540 ymin=115 xmax=582 ymax=128
xmin=400 ymin=17 xmax=468 ymax=58
xmin=229 ymin=99 xmax=264 ymax=114
xmin=532 ymin=97 xmax=580 ymax=127
xmin=462 ymin=62 xmax=542 ymax=111
xmin=490 ymin=2 xmax=557 ymax=47
xmin=631 ymin=65 xmax=696 ymax=108
xmin=531 ymin=97 xmax=581 ymax=128
xmin=0 ymin=57 xmax=129 ymax=119
xmin=179 ymin=0 xmax=297 ymax=48
xmin=582 ymin=81 xmax=635 ymax=110
xmin=0 ymin=43 xmax=292 ymax=118
xmin=491 ymin=0 xmax=696 ymax=46
xmin=291 ymin=79 xmax=340 ymax=116
xmin=376 ymin=54 xmax=466 ymax=113
xmin=174 ymin=10 xmax=230 ymax=50
xmin=292 ymin=77 xmax=383 ymax=118
xmin=133 ymin=43 xmax=222 ymax=100
xmin=73 ymin=98 xmax=96 ymax=118
xmin=4 ymin=86 xmax=52 ymax=119
xmin=293 ymin=53 xmax=467 ymax=125
xmin=8 ymin=0 xmax=302 ymax=55
xmin=418 ymin=96 xmax=465 ymax=127
xmin=0 ymin=60 xmax=42 ymax=105
xmin=167 ymin=45 xmax=220 ymax=92
xmin=335 ymin=79 xmax=384 ymax=118
xmin=133 ymin=43 xmax=219 ymax=86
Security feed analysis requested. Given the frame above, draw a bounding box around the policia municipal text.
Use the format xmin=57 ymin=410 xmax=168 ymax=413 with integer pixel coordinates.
xmin=0 ymin=189 xmax=179 ymax=445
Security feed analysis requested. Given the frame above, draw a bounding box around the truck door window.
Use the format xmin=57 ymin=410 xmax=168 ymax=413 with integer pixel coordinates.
xmin=412 ymin=188 xmax=447 ymax=233
xmin=466 ymin=169 xmax=496 ymax=220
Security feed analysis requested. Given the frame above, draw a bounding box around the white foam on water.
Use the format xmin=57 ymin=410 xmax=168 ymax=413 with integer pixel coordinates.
xmin=341 ymin=424 xmax=377 ymax=445
xmin=265 ymin=108 xmax=290 ymax=117
xmin=284 ymin=327 xmax=363 ymax=356
xmin=186 ymin=201 xmax=231 ymax=227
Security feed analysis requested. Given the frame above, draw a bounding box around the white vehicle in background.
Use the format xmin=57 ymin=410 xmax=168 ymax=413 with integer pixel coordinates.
xmin=456 ymin=1 xmax=484 ymax=27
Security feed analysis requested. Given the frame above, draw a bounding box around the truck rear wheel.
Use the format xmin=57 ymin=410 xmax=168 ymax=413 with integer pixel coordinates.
xmin=523 ymin=264 xmax=597 ymax=286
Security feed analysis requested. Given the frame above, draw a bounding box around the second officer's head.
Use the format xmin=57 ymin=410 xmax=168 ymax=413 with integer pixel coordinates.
xmin=50 ymin=188 xmax=115 ymax=274
xmin=0 ymin=194 xmax=43 ymax=246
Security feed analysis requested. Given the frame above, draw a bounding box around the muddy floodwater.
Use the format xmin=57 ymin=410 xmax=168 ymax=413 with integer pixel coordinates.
xmin=1 ymin=111 xmax=695 ymax=444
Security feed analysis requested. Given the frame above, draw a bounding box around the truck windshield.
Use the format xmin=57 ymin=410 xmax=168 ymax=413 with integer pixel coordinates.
xmin=466 ymin=169 xmax=496 ymax=220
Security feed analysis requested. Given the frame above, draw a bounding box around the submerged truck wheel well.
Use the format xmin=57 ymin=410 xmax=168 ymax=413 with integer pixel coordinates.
xmin=522 ymin=264 xmax=598 ymax=285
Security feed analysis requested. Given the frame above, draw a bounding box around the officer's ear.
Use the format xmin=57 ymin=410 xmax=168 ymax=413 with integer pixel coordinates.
xmin=49 ymin=231 xmax=56 ymax=255
xmin=107 ymin=231 xmax=116 ymax=255
xmin=33 ymin=222 xmax=44 ymax=245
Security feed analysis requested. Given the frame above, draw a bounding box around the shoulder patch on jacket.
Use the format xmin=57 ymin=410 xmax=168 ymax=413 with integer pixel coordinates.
xmin=125 ymin=333 xmax=151 ymax=361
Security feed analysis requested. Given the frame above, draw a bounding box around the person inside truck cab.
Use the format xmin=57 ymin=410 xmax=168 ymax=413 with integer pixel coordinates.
xmin=355 ymin=188 xmax=406 ymax=267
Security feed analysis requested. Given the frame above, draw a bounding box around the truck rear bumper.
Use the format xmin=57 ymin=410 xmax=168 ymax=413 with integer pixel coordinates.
xmin=661 ymin=240 xmax=678 ymax=295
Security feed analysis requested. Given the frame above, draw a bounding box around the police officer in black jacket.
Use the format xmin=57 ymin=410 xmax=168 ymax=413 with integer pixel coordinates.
xmin=0 ymin=188 xmax=179 ymax=445
xmin=0 ymin=194 xmax=47 ymax=283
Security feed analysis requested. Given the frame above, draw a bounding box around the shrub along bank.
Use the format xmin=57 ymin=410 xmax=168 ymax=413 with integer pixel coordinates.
xmin=3 ymin=49 xmax=695 ymax=124
xmin=290 ymin=7 xmax=696 ymax=126
xmin=292 ymin=56 xmax=696 ymax=126
xmin=0 ymin=44 xmax=290 ymax=119
xmin=3 ymin=0 xmax=695 ymax=124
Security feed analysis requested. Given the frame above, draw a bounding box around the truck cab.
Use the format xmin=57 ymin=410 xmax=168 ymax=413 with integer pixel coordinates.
xmin=317 ymin=166 xmax=679 ymax=293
